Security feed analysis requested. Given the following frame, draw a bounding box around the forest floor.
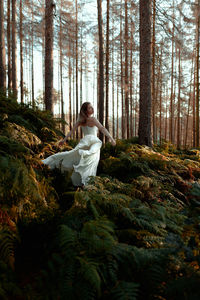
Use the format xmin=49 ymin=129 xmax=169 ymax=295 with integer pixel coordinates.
xmin=0 ymin=95 xmax=200 ymax=300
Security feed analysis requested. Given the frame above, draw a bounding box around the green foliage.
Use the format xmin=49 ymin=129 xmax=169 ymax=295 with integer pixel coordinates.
xmin=0 ymin=94 xmax=200 ymax=299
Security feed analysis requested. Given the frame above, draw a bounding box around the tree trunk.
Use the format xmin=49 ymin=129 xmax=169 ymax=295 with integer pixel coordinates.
xmin=80 ymin=26 xmax=83 ymax=107
xmin=151 ymin=0 xmax=156 ymax=143
xmin=45 ymin=0 xmax=54 ymax=112
xmin=31 ymin=3 xmax=35 ymax=108
xmin=19 ymin=0 xmax=24 ymax=103
xmin=59 ymin=5 xmax=65 ymax=134
xmin=177 ymin=45 xmax=181 ymax=149
xmin=195 ymin=0 xmax=200 ymax=147
xmin=193 ymin=66 xmax=196 ymax=147
xmin=159 ymin=46 xmax=163 ymax=144
xmin=105 ymin=0 xmax=110 ymax=142
xmin=12 ymin=0 xmax=17 ymax=98
xmin=138 ymin=0 xmax=152 ymax=146
xmin=185 ymin=56 xmax=193 ymax=148
xmin=112 ymin=27 xmax=115 ymax=138
xmin=97 ymin=0 xmax=104 ymax=142
xmin=7 ymin=0 xmax=12 ymax=92
xmin=120 ymin=0 xmax=125 ymax=139
xmin=0 ymin=0 xmax=6 ymax=91
xmin=125 ymin=0 xmax=129 ymax=139
xmin=130 ymin=20 xmax=134 ymax=138
xmin=75 ymin=0 xmax=79 ymax=138
xmin=69 ymin=55 xmax=72 ymax=132
xmin=117 ymin=57 xmax=119 ymax=139
xmin=170 ymin=3 xmax=175 ymax=144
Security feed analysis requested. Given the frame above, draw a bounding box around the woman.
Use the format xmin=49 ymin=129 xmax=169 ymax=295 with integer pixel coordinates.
xmin=42 ymin=102 xmax=116 ymax=187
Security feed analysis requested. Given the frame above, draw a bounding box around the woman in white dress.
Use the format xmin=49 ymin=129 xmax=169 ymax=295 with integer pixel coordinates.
xmin=42 ymin=102 xmax=116 ymax=187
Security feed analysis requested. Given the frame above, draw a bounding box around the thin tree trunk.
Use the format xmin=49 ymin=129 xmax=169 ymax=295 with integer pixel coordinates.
xmin=20 ymin=0 xmax=24 ymax=103
xmin=120 ymin=0 xmax=124 ymax=139
xmin=165 ymin=90 xmax=168 ymax=141
xmin=45 ymin=0 xmax=54 ymax=112
xmin=152 ymin=0 xmax=156 ymax=142
xmin=196 ymin=0 xmax=200 ymax=147
xmin=130 ymin=20 xmax=134 ymax=138
xmin=97 ymin=0 xmax=104 ymax=142
xmin=105 ymin=0 xmax=110 ymax=142
xmin=138 ymin=0 xmax=152 ymax=146
xmin=59 ymin=5 xmax=65 ymax=134
xmin=170 ymin=2 xmax=175 ymax=143
xmin=75 ymin=0 xmax=79 ymax=138
xmin=193 ymin=65 xmax=196 ymax=147
xmin=177 ymin=45 xmax=181 ymax=149
xmin=31 ymin=3 xmax=34 ymax=108
xmin=12 ymin=0 xmax=17 ymax=98
xmin=7 ymin=0 xmax=12 ymax=92
xmin=185 ymin=56 xmax=193 ymax=148
xmin=69 ymin=55 xmax=72 ymax=132
xmin=159 ymin=47 xmax=163 ymax=144
xmin=125 ymin=0 xmax=129 ymax=139
xmin=80 ymin=26 xmax=83 ymax=106
xmin=117 ymin=68 xmax=119 ymax=139
xmin=112 ymin=37 xmax=115 ymax=138
xmin=72 ymin=41 xmax=75 ymax=138
xmin=0 ymin=0 xmax=6 ymax=91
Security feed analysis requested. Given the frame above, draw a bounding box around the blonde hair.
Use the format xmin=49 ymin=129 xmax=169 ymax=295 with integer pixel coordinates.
xmin=77 ymin=102 xmax=91 ymax=125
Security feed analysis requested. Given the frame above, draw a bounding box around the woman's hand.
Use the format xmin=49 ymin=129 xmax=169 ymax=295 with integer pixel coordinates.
xmin=111 ymin=140 xmax=116 ymax=146
xmin=58 ymin=139 xmax=67 ymax=146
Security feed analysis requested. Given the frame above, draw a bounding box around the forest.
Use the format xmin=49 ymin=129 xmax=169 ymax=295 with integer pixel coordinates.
xmin=0 ymin=0 xmax=200 ymax=299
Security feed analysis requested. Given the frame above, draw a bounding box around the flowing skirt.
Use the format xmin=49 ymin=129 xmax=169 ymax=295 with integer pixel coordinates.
xmin=42 ymin=135 xmax=102 ymax=186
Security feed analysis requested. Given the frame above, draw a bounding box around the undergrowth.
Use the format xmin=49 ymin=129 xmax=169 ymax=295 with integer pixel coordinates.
xmin=0 ymin=95 xmax=200 ymax=299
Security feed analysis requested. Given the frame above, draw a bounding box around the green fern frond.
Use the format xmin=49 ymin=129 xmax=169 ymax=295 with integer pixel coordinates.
xmin=0 ymin=228 xmax=15 ymax=269
xmin=59 ymin=224 xmax=77 ymax=254
xmin=77 ymin=257 xmax=101 ymax=297
xmin=109 ymin=281 xmax=139 ymax=300
xmin=81 ymin=217 xmax=116 ymax=253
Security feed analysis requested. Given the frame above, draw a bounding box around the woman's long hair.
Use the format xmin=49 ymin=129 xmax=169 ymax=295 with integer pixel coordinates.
xmin=77 ymin=102 xmax=91 ymax=125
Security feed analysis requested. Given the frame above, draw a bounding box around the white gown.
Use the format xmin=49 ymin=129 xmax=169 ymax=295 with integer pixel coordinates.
xmin=42 ymin=125 xmax=102 ymax=186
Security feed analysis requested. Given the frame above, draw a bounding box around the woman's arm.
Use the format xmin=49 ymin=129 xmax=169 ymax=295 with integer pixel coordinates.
xmin=59 ymin=121 xmax=80 ymax=145
xmin=92 ymin=117 xmax=116 ymax=146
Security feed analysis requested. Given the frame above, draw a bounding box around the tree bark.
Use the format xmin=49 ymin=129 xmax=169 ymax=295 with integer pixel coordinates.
xmin=19 ymin=0 xmax=24 ymax=103
xmin=130 ymin=20 xmax=134 ymax=138
xmin=120 ymin=0 xmax=125 ymax=139
xmin=0 ymin=0 xmax=6 ymax=91
xmin=31 ymin=2 xmax=35 ymax=108
xmin=75 ymin=0 xmax=79 ymax=138
xmin=59 ymin=4 xmax=65 ymax=134
xmin=7 ymin=0 xmax=12 ymax=92
xmin=97 ymin=0 xmax=104 ymax=142
xmin=152 ymin=0 xmax=156 ymax=142
xmin=185 ymin=56 xmax=193 ymax=148
xmin=138 ymin=0 xmax=152 ymax=146
xmin=45 ymin=0 xmax=54 ymax=112
xmin=69 ymin=55 xmax=72 ymax=132
xmin=195 ymin=0 xmax=200 ymax=147
xmin=170 ymin=3 xmax=175 ymax=144
xmin=12 ymin=0 xmax=17 ymax=98
xmin=105 ymin=0 xmax=110 ymax=142
xmin=177 ymin=45 xmax=181 ymax=149
xmin=125 ymin=0 xmax=129 ymax=139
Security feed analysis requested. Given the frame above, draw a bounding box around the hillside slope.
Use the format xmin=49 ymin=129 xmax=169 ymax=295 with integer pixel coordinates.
xmin=0 ymin=96 xmax=200 ymax=300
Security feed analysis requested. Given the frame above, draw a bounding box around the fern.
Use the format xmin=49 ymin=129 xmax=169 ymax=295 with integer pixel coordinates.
xmin=108 ymin=281 xmax=139 ymax=300
xmin=0 ymin=227 xmax=16 ymax=269
xmin=77 ymin=257 xmax=101 ymax=297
